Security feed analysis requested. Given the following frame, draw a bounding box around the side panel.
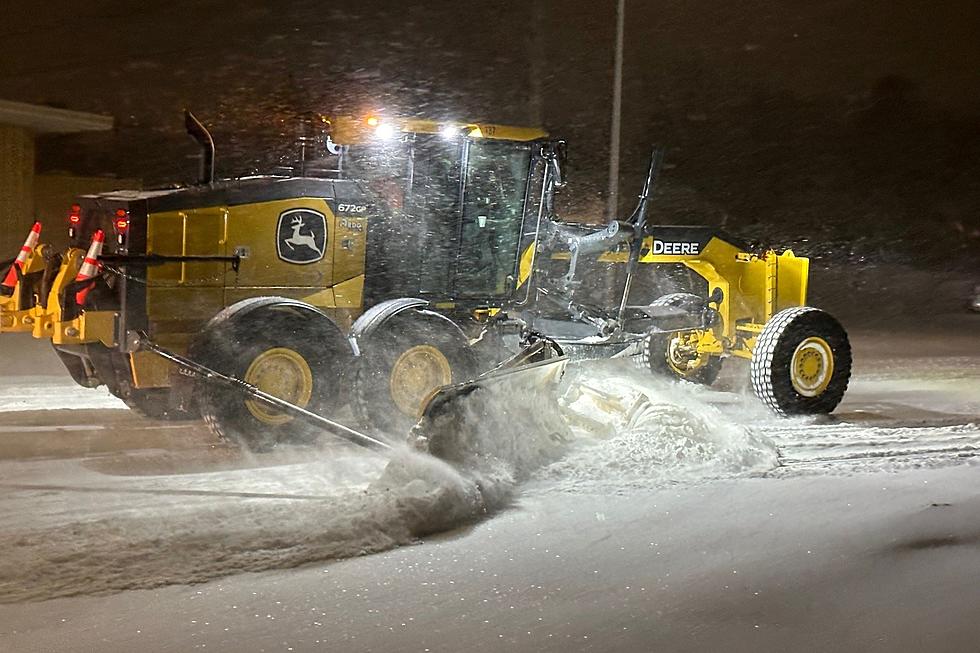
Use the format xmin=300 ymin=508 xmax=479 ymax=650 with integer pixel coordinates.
xmin=145 ymin=207 xmax=227 ymax=335
xmin=225 ymin=198 xmax=334 ymax=290
xmin=775 ymin=252 xmax=809 ymax=312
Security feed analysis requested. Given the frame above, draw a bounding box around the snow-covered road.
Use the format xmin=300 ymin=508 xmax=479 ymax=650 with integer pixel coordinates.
xmin=0 ymin=332 xmax=978 ymax=652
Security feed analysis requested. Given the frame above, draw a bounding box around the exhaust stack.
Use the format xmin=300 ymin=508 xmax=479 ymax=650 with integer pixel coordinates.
xmin=184 ymin=111 xmax=215 ymax=185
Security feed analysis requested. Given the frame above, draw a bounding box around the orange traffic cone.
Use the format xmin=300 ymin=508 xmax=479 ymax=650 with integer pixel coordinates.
xmin=74 ymin=229 xmax=105 ymax=306
xmin=2 ymin=222 xmax=42 ymax=292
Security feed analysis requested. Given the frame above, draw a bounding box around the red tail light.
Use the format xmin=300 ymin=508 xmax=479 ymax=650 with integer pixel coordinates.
xmin=67 ymin=204 xmax=82 ymax=237
xmin=113 ymin=208 xmax=130 ymax=245
xmin=113 ymin=208 xmax=130 ymax=233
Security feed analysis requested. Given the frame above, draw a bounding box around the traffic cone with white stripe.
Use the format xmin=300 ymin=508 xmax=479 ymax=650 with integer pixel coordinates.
xmin=2 ymin=222 xmax=42 ymax=294
xmin=74 ymin=229 xmax=105 ymax=306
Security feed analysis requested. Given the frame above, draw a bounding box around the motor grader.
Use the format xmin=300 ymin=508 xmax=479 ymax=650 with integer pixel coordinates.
xmin=0 ymin=112 xmax=851 ymax=452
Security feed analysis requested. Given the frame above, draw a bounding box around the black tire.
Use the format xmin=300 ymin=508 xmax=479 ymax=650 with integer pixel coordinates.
xmin=122 ymin=389 xmax=197 ymax=421
xmin=637 ymin=292 xmax=722 ymax=385
xmin=750 ymin=307 xmax=851 ymax=416
xmin=195 ymin=303 xmax=348 ymax=452
xmin=73 ymin=344 xmax=197 ymax=421
xmin=351 ymin=311 xmax=476 ymax=437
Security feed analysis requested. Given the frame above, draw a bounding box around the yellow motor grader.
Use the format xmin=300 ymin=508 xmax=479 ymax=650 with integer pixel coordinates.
xmin=0 ymin=112 xmax=850 ymax=452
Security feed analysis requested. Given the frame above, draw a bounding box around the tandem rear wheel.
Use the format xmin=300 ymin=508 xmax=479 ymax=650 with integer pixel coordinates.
xmin=351 ymin=310 xmax=476 ymax=437
xmin=193 ymin=298 xmax=351 ymax=452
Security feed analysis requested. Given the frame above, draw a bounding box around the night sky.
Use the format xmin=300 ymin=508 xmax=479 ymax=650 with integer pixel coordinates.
xmin=1 ymin=0 xmax=978 ymax=262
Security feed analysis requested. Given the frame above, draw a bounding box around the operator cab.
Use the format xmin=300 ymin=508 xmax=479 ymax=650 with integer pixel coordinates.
xmin=338 ymin=119 xmax=557 ymax=308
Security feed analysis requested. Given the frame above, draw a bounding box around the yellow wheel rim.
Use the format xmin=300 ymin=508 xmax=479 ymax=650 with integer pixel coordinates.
xmin=243 ymin=347 xmax=314 ymax=424
xmin=791 ymin=337 xmax=834 ymax=397
xmin=665 ymin=331 xmax=710 ymax=377
xmin=389 ymin=345 xmax=452 ymax=418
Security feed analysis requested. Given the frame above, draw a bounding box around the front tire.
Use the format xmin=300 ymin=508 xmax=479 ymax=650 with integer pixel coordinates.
xmin=638 ymin=292 xmax=722 ymax=385
xmin=750 ymin=307 xmax=851 ymax=416
xmin=641 ymin=331 xmax=722 ymax=385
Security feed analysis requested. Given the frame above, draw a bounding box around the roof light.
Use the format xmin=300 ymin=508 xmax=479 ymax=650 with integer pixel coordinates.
xmin=366 ymin=116 xmax=380 ymax=127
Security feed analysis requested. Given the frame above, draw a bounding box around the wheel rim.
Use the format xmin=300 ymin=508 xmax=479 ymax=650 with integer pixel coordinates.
xmin=664 ymin=332 xmax=709 ymax=377
xmin=389 ymin=345 xmax=452 ymax=418
xmin=790 ymin=337 xmax=834 ymax=397
xmin=243 ymin=347 xmax=314 ymax=424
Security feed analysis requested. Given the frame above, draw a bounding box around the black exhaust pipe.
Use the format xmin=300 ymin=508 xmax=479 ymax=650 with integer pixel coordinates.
xmin=184 ymin=110 xmax=215 ymax=185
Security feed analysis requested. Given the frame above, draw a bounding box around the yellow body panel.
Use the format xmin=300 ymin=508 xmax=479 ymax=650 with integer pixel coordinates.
xmin=595 ymin=235 xmax=809 ymax=352
xmin=223 ymin=199 xmax=331 ymax=288
xmin=129 ymin=351 xmax=171 ymax=389
xmin=331 ymin=215 xmax=368 ymax=285
xmin=0 ymin=244 xmax=48 ymax=333
xmin=146 ymin=197 xmax=368 ymax=333
xmin=329 ymin=116 xmax=548 ymax=145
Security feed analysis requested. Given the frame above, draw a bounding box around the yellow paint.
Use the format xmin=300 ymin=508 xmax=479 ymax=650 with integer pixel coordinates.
xmin=472 ymin=307 xmax=501 ymax=321
xmin=330 ymin=274 xmax=364 ymax=309
xmin=595 ymin=234 xmax=809 ymax=360
xmin=328 ymin=115 xmax=548 ymax=145
xmin=130 ymin=350 xmax=172 ymax=388
xmin=243 ymin=347 xmax=314 ymax=424
xmin=790 ymin=336 xmax=834 ymax=396
xmin=517 ymin=241 xmax=536 ymax=288
xmin=389 ymin=344 xmax=452 ymax=418
xmin=145 ymin=196 xmax=366 ymax=330
xmin=52 ymin=310 xmax=116 ymax=347
xmin=0 ymin=243 xmax=47 ymax=333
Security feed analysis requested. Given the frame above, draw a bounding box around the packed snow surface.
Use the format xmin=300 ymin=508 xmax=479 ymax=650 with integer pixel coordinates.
xmin=0 ymin=358 xmax=977 ymax=603
xmin=0 ymin=376 xmax=126 ymax=412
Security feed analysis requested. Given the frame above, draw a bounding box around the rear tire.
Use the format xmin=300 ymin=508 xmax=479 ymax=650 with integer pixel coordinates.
xmin=351 ymin=311 xmax=476 ymax=437
xmin=194 ymin=302 xmax=348 ymax=452
xmin=750 ymin=307 xmax=851 ymax=416
xmin=637 ymin=292 xmax=721 ymax=385
xmin=123 ymin=389 xmax=197 ymax=421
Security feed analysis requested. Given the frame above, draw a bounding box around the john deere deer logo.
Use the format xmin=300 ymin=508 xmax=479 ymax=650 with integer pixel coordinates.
xmin=276 ymin=209 xmax=327 ymax=264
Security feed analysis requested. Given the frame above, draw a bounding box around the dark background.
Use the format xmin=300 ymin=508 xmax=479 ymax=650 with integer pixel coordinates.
xmin=1 ymin=0 xmax=978 ymax=266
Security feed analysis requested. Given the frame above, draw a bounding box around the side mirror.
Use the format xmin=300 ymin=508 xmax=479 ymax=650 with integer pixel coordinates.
xmin=545 ymin=140 xmax=568 ymax=188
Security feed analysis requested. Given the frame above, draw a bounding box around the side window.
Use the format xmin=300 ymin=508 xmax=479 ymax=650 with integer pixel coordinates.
xmin=455 ymin=142 xmax=532 ymax=297
xmin=412 ymin=138 xmax=464 ymax=294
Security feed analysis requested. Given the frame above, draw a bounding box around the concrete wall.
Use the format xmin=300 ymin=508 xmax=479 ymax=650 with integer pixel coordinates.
xmin=0 ymin=124 xmax=34 ymax=257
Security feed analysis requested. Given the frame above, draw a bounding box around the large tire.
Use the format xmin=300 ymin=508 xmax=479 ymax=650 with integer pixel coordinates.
xmin=750 ymin=307 xmax=851 ymax=416
xmin=72 ymin=344 xmax=197 ymax=421
xmin=122 ymin=389 xmax=197 ymax=421
xmin=194 ymin=302 xmax=349 ymax=452
xmin=637 ymin=292 xmax=722 ymax=385
xmin=351 ymin=311 xmax=476 ymax=437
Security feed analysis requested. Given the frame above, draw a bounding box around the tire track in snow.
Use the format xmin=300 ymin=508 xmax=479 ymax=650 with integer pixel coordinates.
xmin=767 ymin=422 xmax=980 ymax=475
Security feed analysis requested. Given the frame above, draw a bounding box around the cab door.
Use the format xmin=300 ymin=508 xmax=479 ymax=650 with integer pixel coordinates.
xmin=453 ymin=140 xmax=533 ymax=298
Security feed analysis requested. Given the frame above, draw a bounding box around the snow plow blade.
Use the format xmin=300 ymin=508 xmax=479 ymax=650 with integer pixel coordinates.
xmin=410 ymin=340 xmax=572 ymax=476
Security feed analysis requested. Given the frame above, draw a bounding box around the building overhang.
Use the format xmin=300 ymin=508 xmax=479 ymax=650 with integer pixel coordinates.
xmin=0 ymin=99 xmax=113 ymax=134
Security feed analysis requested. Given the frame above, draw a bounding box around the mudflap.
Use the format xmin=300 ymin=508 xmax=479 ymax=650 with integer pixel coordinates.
xmin=409 ymin=352 xmax=573 ymax=481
